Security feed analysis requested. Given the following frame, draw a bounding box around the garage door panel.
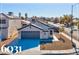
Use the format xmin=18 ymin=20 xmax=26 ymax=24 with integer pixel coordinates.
xmin=21 ymin=31 xmax=40 ymax=39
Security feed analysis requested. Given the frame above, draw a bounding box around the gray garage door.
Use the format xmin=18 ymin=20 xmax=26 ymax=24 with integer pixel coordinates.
xmin=21 ymin=31 xmax=40 ymax=39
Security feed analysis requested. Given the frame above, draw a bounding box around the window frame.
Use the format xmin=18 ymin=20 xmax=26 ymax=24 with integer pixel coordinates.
xmin=0 ymin=19 xmax=6 ymax=24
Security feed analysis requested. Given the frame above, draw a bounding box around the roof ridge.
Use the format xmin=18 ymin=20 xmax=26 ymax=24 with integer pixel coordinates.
xmin=0 ymin=13 xmax=9 ymax=18
xmin=18 ymin=23 xmax=48 ymax=32
xmin=0 ymin=13 xmax=20 ymax=19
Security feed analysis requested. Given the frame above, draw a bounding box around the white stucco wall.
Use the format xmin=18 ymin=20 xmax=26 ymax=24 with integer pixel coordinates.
xmin=18 ymin=26 xmax=49 ymax=39
xmin=0 ymin=14 xmax=9 ymax=28
xmin=0 ymin=28 xmax=8 ymax=40
xmin=0 ymin=14 xmax=9 ymax=40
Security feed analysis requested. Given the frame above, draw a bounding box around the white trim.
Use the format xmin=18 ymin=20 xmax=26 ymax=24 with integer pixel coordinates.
xmin=53 ymin=35 xmax=59 ymax=41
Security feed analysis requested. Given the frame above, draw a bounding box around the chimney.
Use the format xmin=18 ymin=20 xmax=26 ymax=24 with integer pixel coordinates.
xmin=8 ymin=12 xmax=13 ymax=16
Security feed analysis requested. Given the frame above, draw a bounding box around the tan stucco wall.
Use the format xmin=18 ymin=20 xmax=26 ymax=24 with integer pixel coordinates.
xmin=8 ymin=19 xmax=22 ymax=37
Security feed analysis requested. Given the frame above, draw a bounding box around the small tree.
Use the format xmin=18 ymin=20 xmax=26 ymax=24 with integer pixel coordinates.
xmin=59 ymin=26 xmax=64 ymax=32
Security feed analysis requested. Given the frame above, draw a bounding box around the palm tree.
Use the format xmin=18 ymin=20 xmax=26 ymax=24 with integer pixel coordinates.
xmin=19 ymin=12 xmax=21 ymax=18
xmin=64 ymin=15 xmax=72 ymax=24
xmin=60 ymin=16 xmax=64 ymax=24
xmin=60 ymin=15 xmax=72 ymax=27
xmin=25 ymin=13 xmax=27 ymax=20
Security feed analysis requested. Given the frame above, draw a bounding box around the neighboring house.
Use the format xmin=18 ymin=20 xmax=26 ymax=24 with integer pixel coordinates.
xmin=0 ymin=13 xmax=9 ymax=41
xmin=18 ymin=18 xmax=58 ymax=39
xmin=38 ymin=20 xmax=59 ymax=33
xmin=0 ymin=13 xmax=22 ymax=41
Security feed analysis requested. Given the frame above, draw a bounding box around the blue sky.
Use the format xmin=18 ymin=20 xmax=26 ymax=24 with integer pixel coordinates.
xmin=0 ymin=3 xmax=79 ymax=18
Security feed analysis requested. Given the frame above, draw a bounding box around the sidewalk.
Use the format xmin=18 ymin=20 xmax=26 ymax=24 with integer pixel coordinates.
xmin=15 ymin=45 xmax=41 ymax=55
xmin=61 ymin=32 xmax=79 ymax=48
xmin=15 ymin=45 xmax=76 ymax=55
xmin=64 ymin=27 xmax=79 ymax=41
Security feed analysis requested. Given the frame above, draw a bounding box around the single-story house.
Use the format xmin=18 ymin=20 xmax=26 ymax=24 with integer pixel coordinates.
xmin=18 ymin=18 xmax=59 ymax=39
xmin=18 ymin=23 xmax=49 ymax=39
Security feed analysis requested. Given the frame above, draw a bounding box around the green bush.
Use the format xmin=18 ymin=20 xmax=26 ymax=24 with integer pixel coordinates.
xmin=59 ymin=27 xmax=64 ymax=32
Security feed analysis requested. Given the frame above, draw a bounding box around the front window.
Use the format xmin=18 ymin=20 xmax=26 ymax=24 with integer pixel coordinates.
xmin=0 ymin=19 xmax=6 ymax=24
xmin=50 ymin=30 xmax=53 ymax=35
xmin=0 ymin=27 xmax=7 ymax=29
